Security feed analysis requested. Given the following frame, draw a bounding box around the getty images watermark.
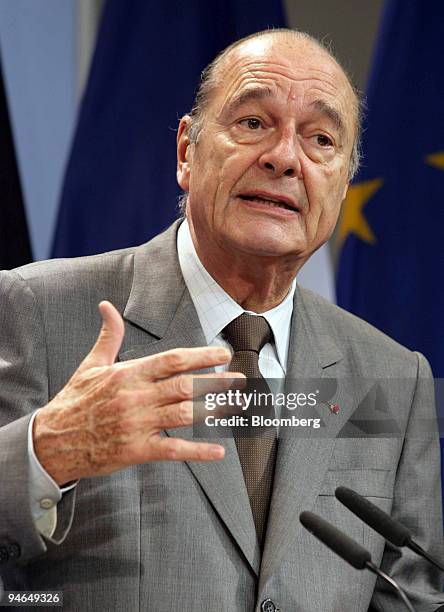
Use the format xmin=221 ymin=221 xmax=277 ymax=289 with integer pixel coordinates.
xmin=204 ymin=388 xmax=322 ymax=429
xmin=191 ymin=377 xmax=444 ymax=439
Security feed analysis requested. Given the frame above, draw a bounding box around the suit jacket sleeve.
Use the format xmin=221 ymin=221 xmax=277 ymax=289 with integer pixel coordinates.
xmin=0 ymin=270 xmax=76 ymax=567
xmin=370 ymin=352 xmax=444 ymax=611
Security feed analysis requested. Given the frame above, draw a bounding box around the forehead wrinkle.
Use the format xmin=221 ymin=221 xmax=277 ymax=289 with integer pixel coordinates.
xmin=215 ymin=70 xmax=279 ymax=118
xmin=212 ymin=52 xmax=355 ymax=138
xmin=219 ymin=66 xmax=345 ymax=113
xmin=223 ymin=85 xmax=274 ymax=116
xmin=217 ymin=74 xmax=348 ymax=128
xmin=224 ymin=53 xmax=344 ymax=89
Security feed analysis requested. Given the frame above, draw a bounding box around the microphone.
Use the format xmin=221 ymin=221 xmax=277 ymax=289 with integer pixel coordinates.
xmin=300 ymin=511 xmax=417 ymax=612
xmin=335 ymin=486 xmax=444 ymax=572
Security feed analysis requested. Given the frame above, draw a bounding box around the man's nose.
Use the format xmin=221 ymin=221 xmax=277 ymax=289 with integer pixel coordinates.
xmin=258 ymin=130 xmax=302 ymax=178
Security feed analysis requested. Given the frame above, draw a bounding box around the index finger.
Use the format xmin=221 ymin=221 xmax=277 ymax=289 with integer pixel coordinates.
xmin=124 ymin=346 xmax=232 ymax=381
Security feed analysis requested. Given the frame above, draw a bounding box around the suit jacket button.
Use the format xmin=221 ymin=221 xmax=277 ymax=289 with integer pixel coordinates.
xmin=7 ymin=544 xmax=21 ymax=559
xmin=261 ymin=599 xmax=278 ymax=612
xmin=0 ymin=546 xmax=9 ymax=563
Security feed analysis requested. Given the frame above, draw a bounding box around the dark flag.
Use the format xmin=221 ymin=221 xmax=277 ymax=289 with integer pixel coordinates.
xmin=336 ymin=0 xmax=444 ymax=500
xmin=51 ymin=0 xmax=286 ymax=257
xmin=0 ymin=54 xmax=32 ymax=269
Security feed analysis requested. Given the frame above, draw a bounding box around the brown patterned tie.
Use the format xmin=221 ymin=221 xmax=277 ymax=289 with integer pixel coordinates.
xmin=224 ymin=314 xmax=277 ymax=548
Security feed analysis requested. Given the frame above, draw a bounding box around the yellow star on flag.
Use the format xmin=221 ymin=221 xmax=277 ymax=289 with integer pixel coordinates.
xmin=337 ymin=178 xmax=383 ymax=251
xmin=425 ymin=152 xmax=444 ymax=171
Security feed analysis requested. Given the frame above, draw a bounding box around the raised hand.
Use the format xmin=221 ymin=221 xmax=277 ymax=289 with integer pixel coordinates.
xmin=33 ymin=301 xmax=242 ymax=485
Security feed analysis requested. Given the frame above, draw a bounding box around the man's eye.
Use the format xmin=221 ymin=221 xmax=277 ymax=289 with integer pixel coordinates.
xmin=240 ymin=118 xmax=262 ymax=130
xmin=316 ymin=134 xmax=333 ymax=147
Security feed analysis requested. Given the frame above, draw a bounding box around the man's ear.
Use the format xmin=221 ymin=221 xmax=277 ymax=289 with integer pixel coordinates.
xmin=177 ymin=115 xmax=193 ymax=191
xmin=342 ymin=181 xmax=350 ymax=201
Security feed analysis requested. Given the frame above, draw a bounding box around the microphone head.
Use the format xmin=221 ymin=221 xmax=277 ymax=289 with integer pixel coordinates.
xmin=335 ymin=486 xmax=412 ymax=547
xmin=300 ymin=511 xmax=372 ymax=570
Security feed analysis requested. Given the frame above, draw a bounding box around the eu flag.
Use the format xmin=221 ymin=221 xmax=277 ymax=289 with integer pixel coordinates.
xmin=336 ymin=0 xmax=444 ymax=505
xmin=51 ymin=0 xmax=286 ymax=258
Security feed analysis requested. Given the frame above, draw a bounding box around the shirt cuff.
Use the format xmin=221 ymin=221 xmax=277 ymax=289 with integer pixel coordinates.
xmin=28 ymin=410 xmax=77 ymax=537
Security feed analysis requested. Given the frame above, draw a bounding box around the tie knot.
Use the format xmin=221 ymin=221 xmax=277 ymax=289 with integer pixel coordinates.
xmin=224 ymin=313 xmax=272 ymax=354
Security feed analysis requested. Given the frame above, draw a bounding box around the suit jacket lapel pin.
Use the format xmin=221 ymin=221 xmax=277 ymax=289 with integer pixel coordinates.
xmin=329 ymin=403 xmax=340 ymax=414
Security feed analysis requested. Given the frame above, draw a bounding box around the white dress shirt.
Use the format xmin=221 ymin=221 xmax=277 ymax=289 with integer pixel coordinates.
xmin=177 ymin=219 xmax=296 ymax=378
xmin=28 ymin=219 xmax=296 ymax=534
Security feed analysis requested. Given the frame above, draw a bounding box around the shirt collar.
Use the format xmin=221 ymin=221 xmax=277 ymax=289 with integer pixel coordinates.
xmin=177 ymin=219 xmax=296 ymax=372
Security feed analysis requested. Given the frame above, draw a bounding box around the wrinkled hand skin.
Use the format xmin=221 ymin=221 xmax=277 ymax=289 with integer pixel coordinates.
xmin=33 ymin=301 xmax=242 ymax=486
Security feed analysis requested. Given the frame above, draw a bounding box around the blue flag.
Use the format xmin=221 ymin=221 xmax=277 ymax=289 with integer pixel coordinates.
xmin=51 ymin=0 xmax=286 ymax=257
xmin=336 ymin=0 xmax=444 ymax=498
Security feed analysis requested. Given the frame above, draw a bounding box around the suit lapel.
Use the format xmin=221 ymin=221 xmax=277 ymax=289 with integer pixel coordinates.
xmin=260 ymin=286 xmax=358 ymax=584
xmin=119 ymin=221 xmax=260 ymax=575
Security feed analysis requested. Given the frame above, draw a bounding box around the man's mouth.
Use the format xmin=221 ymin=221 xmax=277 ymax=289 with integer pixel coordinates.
xmin=238 ymin=194 xmax=297 ymax=212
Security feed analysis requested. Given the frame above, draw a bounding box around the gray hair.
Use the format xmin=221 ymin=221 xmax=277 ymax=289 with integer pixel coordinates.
xmin=178 ymin=28 xmax=364 ymax=214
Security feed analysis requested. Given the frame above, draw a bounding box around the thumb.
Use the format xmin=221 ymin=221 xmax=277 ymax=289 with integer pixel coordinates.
xmin=82 ymin=301 xmax=125 ymax=369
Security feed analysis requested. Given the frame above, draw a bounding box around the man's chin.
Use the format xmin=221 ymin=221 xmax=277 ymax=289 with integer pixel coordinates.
xmin=227 ymin=234 xmax=308 ymax=260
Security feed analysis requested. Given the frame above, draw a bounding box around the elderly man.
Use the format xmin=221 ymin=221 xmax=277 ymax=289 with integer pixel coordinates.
xmin=0 ymin=29 xmax=443 ymax=611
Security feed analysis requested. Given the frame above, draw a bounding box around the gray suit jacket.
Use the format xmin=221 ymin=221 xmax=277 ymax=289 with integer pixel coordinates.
xmin=0 ymin=221 xmax=443 ymax=611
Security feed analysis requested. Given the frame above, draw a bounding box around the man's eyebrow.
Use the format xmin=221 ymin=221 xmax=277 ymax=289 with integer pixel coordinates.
xmin=224 ymin=86 xmax=274 ymax=114
xmin=223 ymin=89 xmax=347 ymax=137
xmin=310 ymin=100 xmax=346 ymax=136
